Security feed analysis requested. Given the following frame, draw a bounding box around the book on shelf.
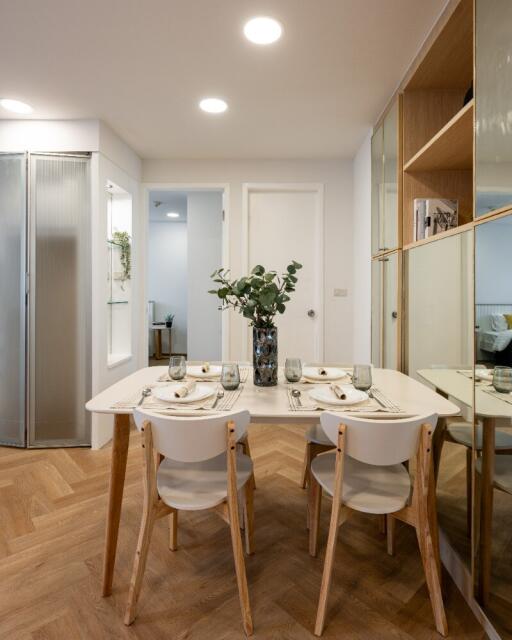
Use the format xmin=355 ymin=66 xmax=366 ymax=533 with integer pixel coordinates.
xmin=414 ymin=198 xmax=458 ymax=241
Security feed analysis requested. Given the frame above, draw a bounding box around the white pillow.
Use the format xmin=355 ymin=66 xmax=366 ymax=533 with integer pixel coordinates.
xmin=490 ymin=314 xmax=508 ymax=332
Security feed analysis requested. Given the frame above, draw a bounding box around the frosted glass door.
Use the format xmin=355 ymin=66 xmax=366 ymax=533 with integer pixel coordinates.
xmin=28 ymin=155 xmax=91 ymax=446
xmin=383 ymin=252 xmax=398 ymax=369
xmin=383 ymin=100 xmax=399 ymax=251
xmin=371 ymin=125 xmax=384 ymax=256
xmin=371 ymin=259 xmax=382 ymax=366
xmin=0 ymin=153 xmax=26 ymax=446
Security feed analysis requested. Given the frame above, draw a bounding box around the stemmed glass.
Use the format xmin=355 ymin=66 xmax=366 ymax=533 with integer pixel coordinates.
xmin=168 ymin=355 xmax=186 ymax=380
xmin=352 ymin=364 xmax=372 ymax=391
xmin=284 ymin=358 xmax=302 ymax=383
xmin=221 ymin=363 xmax=240 ymax=390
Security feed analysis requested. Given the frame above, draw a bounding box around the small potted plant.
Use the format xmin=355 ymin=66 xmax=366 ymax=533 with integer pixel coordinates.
xmin=209 ymin=261 xmax=302 ymax=386
xmin=164 ymin=313 xmax=175 ymax=328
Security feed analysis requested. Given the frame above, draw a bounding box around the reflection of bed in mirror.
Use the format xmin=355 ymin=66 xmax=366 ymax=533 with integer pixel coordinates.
xmin=476 ymin=304 xmax=512 ymax=366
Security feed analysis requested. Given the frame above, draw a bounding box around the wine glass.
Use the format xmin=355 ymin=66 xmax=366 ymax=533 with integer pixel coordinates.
xmin=353 ymin=364 xmax=372 ymax=391
xmin=492 ymin=366 xmax=512 ymax=393
xmin=221 ymin=363 xmax=240 ymax=390
xmin=168 ymin=355 xmax=186 ymax=380
xmin=284 ymin=358 xmax=302 ymax=383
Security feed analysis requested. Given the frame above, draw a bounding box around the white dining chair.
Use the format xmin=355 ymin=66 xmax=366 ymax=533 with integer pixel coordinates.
xmin=124 ymin=408 xmax=255 ymax=636
xmin=300 ymin=424 xmax=335 ymax=490
xmin=308 ymin=411 xmax=447 ymax=637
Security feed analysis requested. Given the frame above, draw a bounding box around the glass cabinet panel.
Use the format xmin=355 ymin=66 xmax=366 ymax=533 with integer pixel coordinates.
xmin=383 ymin=100 xmax=399 ymax=250
xmin=475 ymin=0 xmax=512 ymax=216
xmin=371 ymin=125 xmax=383 ymax=255
xmin=474 ymin=214 xmax=512 ymax=635
xmin=371 ymin=252 xmax=399 ymax=369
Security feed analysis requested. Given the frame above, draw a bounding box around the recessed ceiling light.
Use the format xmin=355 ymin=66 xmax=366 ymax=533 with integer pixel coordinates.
xmin=166 ymin=212 xmax=180 ymax=218
xmin=0 ymin=98 xmax=33 ymax=114
xmin=244 ymin=16 xmax=282 ymax=45
xmin=199 ymin=98 xmax=228 ymax=114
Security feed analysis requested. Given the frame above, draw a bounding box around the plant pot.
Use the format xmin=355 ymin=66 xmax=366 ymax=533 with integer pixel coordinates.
xmin=253 ymin=326 xmax=278 ymax=386
xmin=165 ymin=322 xmax=173 ymax=328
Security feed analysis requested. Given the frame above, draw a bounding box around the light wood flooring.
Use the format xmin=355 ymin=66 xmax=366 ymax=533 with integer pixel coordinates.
xmin=0 ymin=424 xmax=487 ymax=639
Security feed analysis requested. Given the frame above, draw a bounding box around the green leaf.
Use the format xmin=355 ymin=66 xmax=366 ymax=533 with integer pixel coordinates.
xmin=251 ymin=265 xmax=265 ymax=276
xmin=277 ymin=303 xmax=286 ymax=314
xmin=292 ymin=260 xmax=303 ymax=269
xmin=287 ymin=265 xmax=296 ymax=274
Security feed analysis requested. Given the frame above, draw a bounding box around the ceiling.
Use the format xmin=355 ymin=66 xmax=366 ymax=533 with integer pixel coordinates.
xmin=0 ymin=0 xmax=446 ymax=160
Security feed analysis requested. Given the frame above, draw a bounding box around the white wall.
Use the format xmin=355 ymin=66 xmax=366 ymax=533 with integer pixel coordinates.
xmin=351 ymin=132 xmax=372 ymax=363
xmin=142 ymin=159 xmax=353 ymax=362
xmin=148 ymin=221 xmax=188 ymax=353
xmin=187 ymin=191 xmax=223 ymax=361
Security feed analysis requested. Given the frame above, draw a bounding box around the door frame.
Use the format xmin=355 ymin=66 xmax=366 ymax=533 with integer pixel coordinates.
xmin=241 ymin=182 xmax=325 ymax=362
xmin=142 ymin=182 xmax=230 ymax=361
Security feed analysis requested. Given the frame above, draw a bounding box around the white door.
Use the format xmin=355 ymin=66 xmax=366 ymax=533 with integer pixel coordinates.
xmin=244 ymin=184 xmax=323 ymax=363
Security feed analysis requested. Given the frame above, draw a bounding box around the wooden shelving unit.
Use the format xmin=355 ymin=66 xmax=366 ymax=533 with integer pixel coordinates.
xmin=401 ymin=0 xmax=474 ymax=247
xmin=404 ymin=100 xmax=473 ymax=172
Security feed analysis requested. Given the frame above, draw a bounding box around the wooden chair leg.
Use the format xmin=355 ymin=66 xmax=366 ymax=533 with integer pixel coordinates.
xmin=240 ymin=436 xmax=256 ymax=489
xmin=314 ymin=425 xmax=346 ymax=637
xmin=301 ymin=442 xmax=312 ymax=489
xmin=386 ymin=515 xmax=396 ymax=556
xmin=379 ymin=514 xmax=387 ymax=535
xmin=227 ymin=423 xmax=253 ymax=636
xmin=244 ymin=476 xmax=255 ymax=555
xmin=169 ymin=510 xmax=178 ymax=551
xmin=309 ymin=475 xmax=322 ymax=557
xmin=466 ymin=447 xmax=472 ymax=538
xmin=416 ymin=521 xmax=448 ymax=636
xmin=124 ymin=504 xmax=157 ymax=625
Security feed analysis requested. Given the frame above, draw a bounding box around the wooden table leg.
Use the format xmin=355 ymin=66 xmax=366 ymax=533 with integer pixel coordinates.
xmin=478 ymin=416 xmax=495 ymax=607
xmin=102 ymin=413 xmax=131 ymax=597
xmin=155 ymin=329 xmax=162 ymax=360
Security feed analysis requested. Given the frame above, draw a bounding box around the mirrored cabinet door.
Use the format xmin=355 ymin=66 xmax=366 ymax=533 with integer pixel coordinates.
xmin=371 ymin=259 xmax=382 ymax=366
xmin=474 ymin=214 xmax=512 ymax=637
xmin=406 ymin=232 xmax=474 ymax=568
xmin=383 ymin=99 xmax=399 ymax=251
xmin=475 ymin=0 xmax=512 ymax=217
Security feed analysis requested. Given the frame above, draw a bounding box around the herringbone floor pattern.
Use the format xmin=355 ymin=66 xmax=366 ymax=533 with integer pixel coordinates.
xmin=0 ymin=424 xmax=486 ymax=639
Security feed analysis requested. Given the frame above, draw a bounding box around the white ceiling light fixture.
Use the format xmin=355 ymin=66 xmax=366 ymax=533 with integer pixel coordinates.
xmin=0 ymin=98 xmax=33 ymax=114
xmin=166 ymin=212 xmax=180 ymax=218
xmin=244 ymin=16 xmax=282 ymax=45
xmin=199 ymin=97 xmax=228 ymax=114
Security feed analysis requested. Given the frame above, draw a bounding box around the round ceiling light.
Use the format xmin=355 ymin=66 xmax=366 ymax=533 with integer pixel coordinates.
xmin=166 ymin=212 xmax=180 ymax=218
xmin=244 ymin=16 xmax=282 ymax=45
xmin=0 ymin=98 xmax=33 ymax=114
xmin=199 ymin=98 xmax=228 ymax=114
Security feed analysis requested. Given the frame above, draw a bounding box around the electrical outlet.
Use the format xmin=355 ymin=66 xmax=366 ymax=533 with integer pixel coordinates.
xmin=334 ymin=288 xmax=348 ymax=297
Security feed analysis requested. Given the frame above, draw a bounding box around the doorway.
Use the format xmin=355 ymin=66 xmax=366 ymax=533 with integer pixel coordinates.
xmin=146 ymin=187 xmax=226 ymax=365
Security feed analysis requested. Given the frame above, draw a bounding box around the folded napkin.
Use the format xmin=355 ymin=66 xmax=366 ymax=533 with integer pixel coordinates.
xmin=318 ymin=367 xmax=328 ymax=376
xmin=174 ymin=381 xmax=196 ymax=398
xmin=201 ymin=361 xmax=210 ymax=373
xmin=330 ymin=383 xmax=347 ymax=400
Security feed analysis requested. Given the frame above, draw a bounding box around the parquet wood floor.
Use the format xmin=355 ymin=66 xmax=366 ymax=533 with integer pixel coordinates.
xmin=0 ymin=424 xmax=487 ymax=639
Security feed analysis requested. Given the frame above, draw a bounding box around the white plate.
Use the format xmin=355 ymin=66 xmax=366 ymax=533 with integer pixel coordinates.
xmin=475 ymin=368 xmax=493 ymax=382
xmin=187 ymin=365 xmax=222 ymax=379
xmin=302 ymin=367 xmax=348 ymax=382
xmin=152 ymin=383 xmax=215 ymax=404
xmin=308 ymin=384 xmax=368 ymax=406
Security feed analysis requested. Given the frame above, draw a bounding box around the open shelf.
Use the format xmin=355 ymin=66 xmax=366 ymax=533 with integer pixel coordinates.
xmin=404 ymin=100 xmax=473 ymax=172
xmin=403 ymin=220 xmax=474 ymax=251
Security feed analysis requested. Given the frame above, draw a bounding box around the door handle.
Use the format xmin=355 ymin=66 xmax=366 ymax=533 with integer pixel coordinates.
xmin=307 ymin=309 xmax=316 ymax=318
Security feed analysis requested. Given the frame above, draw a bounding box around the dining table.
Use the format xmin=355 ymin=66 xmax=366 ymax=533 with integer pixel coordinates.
xmin=417 ymin=367 xmax=512 ymax=606
xmin=86 ymin=365 xmax=460 ymax=598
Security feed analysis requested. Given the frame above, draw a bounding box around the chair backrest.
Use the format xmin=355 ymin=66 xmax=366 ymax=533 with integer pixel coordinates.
xmin=320 ymin=412 xmax=438 ymax=466
xmin=133 ymin=408 xmax=250 ymax=462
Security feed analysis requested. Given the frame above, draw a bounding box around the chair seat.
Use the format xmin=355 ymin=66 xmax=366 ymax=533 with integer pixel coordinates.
xmin=305 ymin=423 xmax=334 ymax=446
xmin=476 ymin=455 xmax=512 ymax=495
xmin=311 ymin=451 xmax=411 ymax=514
xmin=157 ymin=452 xmax=253 ymax=511
xmin=447 ymin=423 xmax=512 ymax=450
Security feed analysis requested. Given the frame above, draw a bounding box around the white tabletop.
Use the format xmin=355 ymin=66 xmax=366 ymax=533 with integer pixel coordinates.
xmin=417 ymin=368 xmax=512 ymax=420
xmin=86 ymin=367 xmax=460 ymax=423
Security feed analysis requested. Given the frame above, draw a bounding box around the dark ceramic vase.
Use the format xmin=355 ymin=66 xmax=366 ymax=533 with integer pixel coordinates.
xmin=253 ymin=326 xmax=278 ymax=386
